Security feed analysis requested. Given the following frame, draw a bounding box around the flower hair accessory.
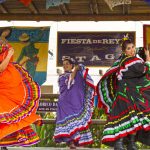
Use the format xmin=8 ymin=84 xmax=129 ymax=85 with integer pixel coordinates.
xmin=122 ymin=33 xmax=129 ymax=41
xmin=120 ymin=33 xmax=130 ymax=46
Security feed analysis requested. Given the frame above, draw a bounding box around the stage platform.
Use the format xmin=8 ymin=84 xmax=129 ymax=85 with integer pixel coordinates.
xmin=3 ymin=147 xmax=112 ymax=150
xmin=5 ymin=147 xmax=149 ymax=150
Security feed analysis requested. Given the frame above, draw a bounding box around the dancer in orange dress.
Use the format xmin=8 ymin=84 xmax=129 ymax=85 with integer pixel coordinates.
xmin=0 ymin=27 xmax=41 ymax=150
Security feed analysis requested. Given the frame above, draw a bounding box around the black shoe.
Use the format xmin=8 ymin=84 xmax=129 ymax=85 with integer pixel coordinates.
xmin=1 ymin=147 xmax=8 ymax=150
xmin=114 ymin=138 xmax=125 ymax=150
xmin=127 ymin=134 xmax=138 ymax=150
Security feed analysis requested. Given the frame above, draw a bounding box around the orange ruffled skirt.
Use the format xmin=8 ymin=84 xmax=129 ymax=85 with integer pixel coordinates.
xmin=0 ymin=62 xmax=41 ymax=146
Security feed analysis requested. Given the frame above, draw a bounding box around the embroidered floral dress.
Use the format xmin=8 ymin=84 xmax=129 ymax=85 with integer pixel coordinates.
xmin=0 ymin=40 xmax=41 ymax=146
xmin=97 ymin=54 xmax=150 ymax=146
xmin=54 ymin=65 xmax=95 ymax=146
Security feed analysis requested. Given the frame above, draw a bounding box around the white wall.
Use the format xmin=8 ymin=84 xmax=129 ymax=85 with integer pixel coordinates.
xmin=0 ymin=21 xmax=150 ymax=93
xmin=46 ymin=21 xmax=150 ymax=93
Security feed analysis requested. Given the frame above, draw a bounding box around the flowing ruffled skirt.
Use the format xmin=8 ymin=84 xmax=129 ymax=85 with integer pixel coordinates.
xmin=0 ymin=63 xmax=41 ymax=146
xmin=54 ymin=67 xmax=95 ymax=146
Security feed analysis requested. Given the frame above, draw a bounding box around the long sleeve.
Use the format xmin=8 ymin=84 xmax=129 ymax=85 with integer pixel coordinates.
xmin=117 ymin=56 xmax=146 ymax=80
xmin=123 ymin=63 xmax=145 ymax=79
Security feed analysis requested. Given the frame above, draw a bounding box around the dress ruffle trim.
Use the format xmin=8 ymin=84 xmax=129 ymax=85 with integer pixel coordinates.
xmin=0 ymin=63 xmax=41 ymax=124
xmin=0 ymin=126 xmax=40 ymax=146
xmin=102 ymin=110 xmax=150 ymax=144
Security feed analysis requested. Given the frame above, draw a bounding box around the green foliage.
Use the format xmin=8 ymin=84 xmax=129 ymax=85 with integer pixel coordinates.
xmin=92 ymin=107 xmax=106 ymax=119
xmin=33 ymin=112 xmax=65 ymax=147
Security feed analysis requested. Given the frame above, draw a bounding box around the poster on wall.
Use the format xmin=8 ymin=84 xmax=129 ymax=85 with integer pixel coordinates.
xmin=57 ymin=31 xmax=135 ymax=67
xmin=143 ymin=25 xmax=150 ymax=49
xmin=0 ymin=26 xmax=50 ymax=85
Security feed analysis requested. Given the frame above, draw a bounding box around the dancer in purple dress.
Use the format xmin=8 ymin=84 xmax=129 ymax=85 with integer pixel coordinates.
xmin=54 ymin=57 xmax=95 ymax=149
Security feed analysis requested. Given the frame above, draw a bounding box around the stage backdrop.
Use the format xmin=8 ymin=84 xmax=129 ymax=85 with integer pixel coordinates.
xmin=1 ymin=26 xmax=50 ymax=85
xmin=57 ymin=32 xmax=135 ymax=67
xmin=143 ymin=25 xmax=150 ymax=49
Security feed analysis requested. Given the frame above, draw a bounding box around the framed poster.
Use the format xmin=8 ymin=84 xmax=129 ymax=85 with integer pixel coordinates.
xmin=57 ymin=31 xmax=135 ymax=67
xmin=143 ymin=25 xmax=150 ymax=49
xmin=0 ymin=26 xmax=50 ymax=85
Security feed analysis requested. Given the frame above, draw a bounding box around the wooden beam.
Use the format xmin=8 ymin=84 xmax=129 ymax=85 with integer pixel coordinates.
xmin=0 ymin=3 xmax=8 ymax=14
xmin=89 ymin=0 xmax=99 ymax=15
xmin=62 ymin=3 xmax=69 ymax=14
xmin=41 ymin=119 xmax=107 ymax=125
xmin=59 ymin=5 xmax=64 ymax=14
xmin=89 ymin=3 xmax=94 ymax=14
xmin=59 ymin=3 xmax=69 ymax=15
xmin=1 ymin=14 xmax=150 ymax=21
xmin=122 ymin=4 xmax=129 ymax=15
xmin=93 ymin=0 xmax=99 ymax=15
xmin=28 ymin=1 xmax=39 ymax=14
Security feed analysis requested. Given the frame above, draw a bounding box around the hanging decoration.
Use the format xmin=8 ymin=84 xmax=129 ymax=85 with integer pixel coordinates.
xmin=0 ymin=0 xmax=6 ymax=4
xmin=19 ymin=0 xmax=32 ymax=6
xmin=46 ymin=0 xmax=70 ymax=9
xmin=104 ymin=0 xmax=131 ymax=10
